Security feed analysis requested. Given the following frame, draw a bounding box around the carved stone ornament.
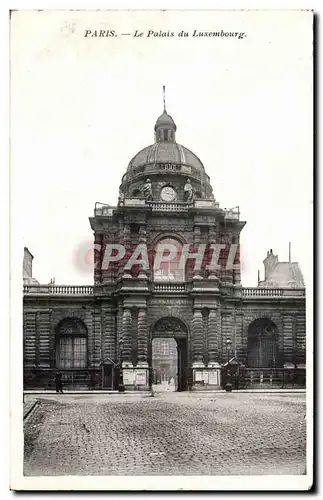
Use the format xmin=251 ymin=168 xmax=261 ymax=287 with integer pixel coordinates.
xmin=56 ymin=317 xmax=87 ymax=336
xmin=150 ymin=298 xmax=189 ymax=306
xmin=154 ymin=317 xmax=185 ymax=333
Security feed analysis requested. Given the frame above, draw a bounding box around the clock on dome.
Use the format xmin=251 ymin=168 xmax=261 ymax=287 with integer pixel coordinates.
xmin=160 ymin=186 xmax=176 ymax=202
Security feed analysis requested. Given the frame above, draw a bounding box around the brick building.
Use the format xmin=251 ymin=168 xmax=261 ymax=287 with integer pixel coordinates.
xmin=23 ymin=101 xmax=306 ymax=391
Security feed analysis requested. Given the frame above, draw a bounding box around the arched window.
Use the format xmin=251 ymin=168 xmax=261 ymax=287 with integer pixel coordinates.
xmin=56 ymin=318 xmax=88 ymax=369
xmin=153 ymin=237 xmax=185 ymax=282
xmin=132 ymin=189 xmax=141 ymax=197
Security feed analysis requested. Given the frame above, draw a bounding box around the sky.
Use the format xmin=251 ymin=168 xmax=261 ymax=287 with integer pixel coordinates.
xmin=10 ymin=9 xmax=313 ymax=287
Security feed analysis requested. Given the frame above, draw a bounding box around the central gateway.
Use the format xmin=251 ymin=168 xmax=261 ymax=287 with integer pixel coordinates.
xmin=151 ymin=317 xmax=189 ymax=392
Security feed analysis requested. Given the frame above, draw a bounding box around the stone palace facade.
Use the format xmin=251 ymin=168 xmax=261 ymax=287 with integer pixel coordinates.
xmin=23 ymin=102 xmax=306 ymax=390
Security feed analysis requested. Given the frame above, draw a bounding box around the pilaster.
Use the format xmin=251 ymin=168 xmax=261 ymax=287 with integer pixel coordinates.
xmin=38 ymin=311 xmax=51 ymax=367
xmin=101 ymin=305 xmax=116 ymax=363
xmin=123 ymin=223 xmax=132 ymax=278
xmin=24 ymin=311 xmax=37 ymax=367
xmin=35 ymin=312 xmax=40 ymax=366
xmin=192 ymin=225 xmax=202 ymax=280
xmin=296 ymin=313 xmax=306 ymax=365
xmin=207 ymin=224 xmax=219 ymax=285
xmin=122 ymin=307 xmax=133 ymax=365
xmin=221 ymin=311 xmax=233 ymax=363
xmin=283 ymin=313 xmax=294 ymax=365
xmin=192 ymin=307 xmax=204 ymax=367
xmin=207 ymin=307 xmax=218 ymax=365
xmin=137 ymin=307 xmax=148 ymax=366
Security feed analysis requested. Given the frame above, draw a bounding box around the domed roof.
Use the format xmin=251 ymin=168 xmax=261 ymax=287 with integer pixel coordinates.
xmin=154 ymin=111 xmax=176 ymax=131
xmin=127 ymin=142 xmax=204 ymax=172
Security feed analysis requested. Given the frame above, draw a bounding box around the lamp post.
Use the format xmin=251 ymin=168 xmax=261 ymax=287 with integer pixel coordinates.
xmin=225 ymin=338 xmax=233 ymax=392
xmin=149 ymin=366 xmax=154 ymax=397
xmin=118 ymin=337 xmax=125 ymax=393
xmin=226 ymin=338 xmax=232 ymax=363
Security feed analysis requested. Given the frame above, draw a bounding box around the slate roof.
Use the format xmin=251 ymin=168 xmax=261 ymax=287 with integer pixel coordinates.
xmin=23 ymin=276 xmax=40 ymax=285
xmin=127 ymin=142 xmax=205 ymax=172
xmin=259 ymin=262 xmax=305 ymax=288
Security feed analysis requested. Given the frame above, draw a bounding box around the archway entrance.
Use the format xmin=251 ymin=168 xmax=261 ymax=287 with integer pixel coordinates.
xmin=150 ymin=317 xmax=188 ymax=392
xmin=247 ymin=318 xmax=279 ymax=368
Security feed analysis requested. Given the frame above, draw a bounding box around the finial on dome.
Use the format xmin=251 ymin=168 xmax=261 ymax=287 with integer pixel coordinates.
xmin=154 ymin=87 xmax=176 ymax=141
xmin=163 ymin=85 xmax=166 ymax=112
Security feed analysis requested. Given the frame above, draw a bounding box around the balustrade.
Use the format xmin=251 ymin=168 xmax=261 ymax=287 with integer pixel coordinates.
xmin=153 ymin=283 xmax=186 ymax=292
xmin=242 ymin=287 xmax=305 ymax=297
xmin=148 ymin=201 xmax=191 ymax=212
xmin=23 ymin=285 xmax=93 ymax=295
xmin=23 ymin=283 xmax=305 ymax=298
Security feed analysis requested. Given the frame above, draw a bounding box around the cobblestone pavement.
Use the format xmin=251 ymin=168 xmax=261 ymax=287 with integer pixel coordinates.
xmin=24 ymin=393 xmax=306 ymax=476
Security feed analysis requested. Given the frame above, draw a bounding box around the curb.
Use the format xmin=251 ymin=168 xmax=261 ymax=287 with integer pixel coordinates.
xmin=23 ymin=390 xmax=149 ymax=395
xmin=23 ymin=400 xmax=40 ymax=420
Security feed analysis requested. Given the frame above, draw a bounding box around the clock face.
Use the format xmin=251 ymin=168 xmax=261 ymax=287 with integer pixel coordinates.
xmin=160 ymin=186 xmax=176 ymax=202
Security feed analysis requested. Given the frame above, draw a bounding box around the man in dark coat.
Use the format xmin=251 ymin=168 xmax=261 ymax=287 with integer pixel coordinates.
xmin=54 ymin=371 xmax=63 ymax=393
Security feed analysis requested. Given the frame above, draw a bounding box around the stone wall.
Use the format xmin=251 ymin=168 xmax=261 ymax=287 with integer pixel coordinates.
xmin=23 ymin=291 xmax=306 ymax=390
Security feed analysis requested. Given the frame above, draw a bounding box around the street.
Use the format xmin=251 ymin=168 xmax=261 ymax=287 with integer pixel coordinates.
xmin=24 ymin=392 xmax=306 ymax=476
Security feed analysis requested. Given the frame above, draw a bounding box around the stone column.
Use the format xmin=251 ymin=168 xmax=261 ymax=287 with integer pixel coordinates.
xmin=207 ymin=307 xmax=221 ymax=386
xmin=135 ymin=307 xmax=149 ymax=388
xmin=122 ymin=307 xmax=133 ymax=366
xmin=192 ymin=308 xmax=204 ymax=367
xmin=137 ymin=307 xmax=148 ymax=366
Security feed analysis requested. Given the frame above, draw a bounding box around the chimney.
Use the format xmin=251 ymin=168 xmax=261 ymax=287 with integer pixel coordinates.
xmin=263 ymin=249 xmax=278 ymax=280
xmin=289 ymin=242 xmax=291 ymax=263
xmin=23 ymin=247 xmax=34 ymax=279
xmin=258 ymin=270 xmax=260 ymax=284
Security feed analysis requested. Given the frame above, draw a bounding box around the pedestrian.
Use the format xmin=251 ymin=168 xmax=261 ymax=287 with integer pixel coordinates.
xmin=225 ymin=369 xmax=233 ymax=392
xmin=54 ymin=371 xmax=63 ymax=394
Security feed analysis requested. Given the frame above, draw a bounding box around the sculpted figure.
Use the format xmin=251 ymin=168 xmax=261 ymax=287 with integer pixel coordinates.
xmin=118 ymin=188 xmax=125 ymax=205
xmin=184 ymin=178 xmax=194 ymax=203
xmin=142 ymin=178 xmax=153 ymax=201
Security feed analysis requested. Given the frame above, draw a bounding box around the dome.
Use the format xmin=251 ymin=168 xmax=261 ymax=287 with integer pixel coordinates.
xmin=127 ymin=142 xmax=204 ymax=172
xmin=119 ymin=92 xmax=215 ymax=201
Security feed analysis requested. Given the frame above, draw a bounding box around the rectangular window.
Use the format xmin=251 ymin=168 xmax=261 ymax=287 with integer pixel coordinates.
xmin=161 ymin=341 xmax=170 ymax=356
xmin=59 ymin=337 xmax=87 ymax=368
